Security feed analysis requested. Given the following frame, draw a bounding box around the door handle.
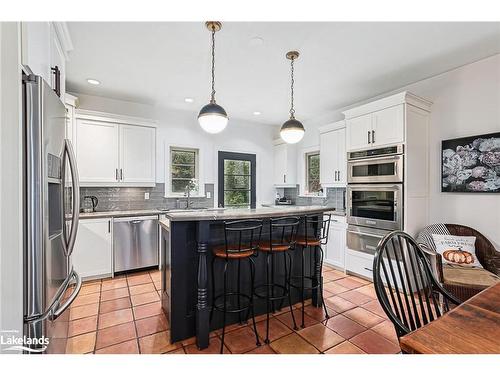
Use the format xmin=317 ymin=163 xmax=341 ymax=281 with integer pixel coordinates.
xmin=337 ymin=170 xmax=341 ymax=181
xmin=50 ymin=269 xmax=82 ymax=320
xmin=367 ymin=130 xmax=371 ymax=144
xmin=372 ymin=130 xmax=375 ymax=144
xmin=334 ymin=171 xmax=337 ymax=181
xmin=120 ymin=169 xmax=123 ymax=181
xmin=61 ymin=139 xmax=80 ymax=258
xmin=116 ymin=168 xmax=119 ymax=181
xmin=283 ymin=174 xmax=286 ymax=183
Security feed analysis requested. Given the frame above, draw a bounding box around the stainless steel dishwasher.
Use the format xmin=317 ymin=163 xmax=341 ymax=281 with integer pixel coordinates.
xmin=114 ymin=215 xmax=159 ymax=272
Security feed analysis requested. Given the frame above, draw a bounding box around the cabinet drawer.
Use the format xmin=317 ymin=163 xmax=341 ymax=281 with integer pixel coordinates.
xmin=345 ymin=249 xmax=374 ymax=280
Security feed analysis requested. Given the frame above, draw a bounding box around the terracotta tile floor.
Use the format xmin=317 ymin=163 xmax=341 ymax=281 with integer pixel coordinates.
xmin=66 ymin=265 xmax=401 ymax=354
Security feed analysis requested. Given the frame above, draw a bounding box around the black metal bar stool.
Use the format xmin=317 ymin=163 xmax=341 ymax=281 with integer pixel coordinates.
xmin=255 ymin=216 xmax=300 ymax=343
xmin=291 ymin=213 xmax=331 ymax=328
xmin=210 ymin=219 xmax=263 ymax=353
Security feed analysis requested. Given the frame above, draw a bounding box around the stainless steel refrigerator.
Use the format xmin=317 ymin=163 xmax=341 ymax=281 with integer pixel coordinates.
xmin=23 ymin=74 xmax=81 ymax=354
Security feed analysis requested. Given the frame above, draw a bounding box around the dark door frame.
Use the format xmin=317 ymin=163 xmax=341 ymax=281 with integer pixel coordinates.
xmin=218 ymin=151 xmax=257 ymax=209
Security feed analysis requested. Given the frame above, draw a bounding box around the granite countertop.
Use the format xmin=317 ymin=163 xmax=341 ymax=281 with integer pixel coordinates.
xmin=78 ymin=209 xmax=166 ymax=219
xmin=162 ymin=205 xmax=337 ymax=222
xmin=78 ymin=206 xmax=346 ymax=220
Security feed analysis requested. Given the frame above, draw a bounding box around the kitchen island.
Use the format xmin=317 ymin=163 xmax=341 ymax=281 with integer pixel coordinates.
xmin=159 ymin=205 xmax=335 ymax=349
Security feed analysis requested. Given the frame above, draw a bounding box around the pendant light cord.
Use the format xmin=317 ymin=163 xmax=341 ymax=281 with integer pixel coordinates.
xmin=289 ymin=57 xmax=295 ymax=119
xmin=211 ymin=28 xmax=216 ymax=103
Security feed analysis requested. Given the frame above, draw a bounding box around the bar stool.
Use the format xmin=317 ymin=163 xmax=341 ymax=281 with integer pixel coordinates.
xmin=291 ymin=213 xmax=331 ymax=328
xmin=255 ymin=216 xmax=300 ymax=344
xmin=210 ymin=219 xmax=263 ymax=354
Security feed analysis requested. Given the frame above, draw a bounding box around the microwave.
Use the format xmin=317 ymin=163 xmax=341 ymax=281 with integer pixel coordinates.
xmin=347 ymin=144 xmax=404 ymax=184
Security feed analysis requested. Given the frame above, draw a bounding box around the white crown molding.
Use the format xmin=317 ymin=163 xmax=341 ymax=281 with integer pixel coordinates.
xmin=52 ymin=22 xmax=73 ymax=61
xmin=319 ymin=120 xmax=345 ymax=134
xmin=342 ymin=91 xmax=433 ymax=119
xmin=75 ymin=109 xmax=158 ymax=128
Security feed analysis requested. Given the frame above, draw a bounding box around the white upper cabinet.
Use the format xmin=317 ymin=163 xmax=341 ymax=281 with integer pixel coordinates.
xmin=319 ymin=122 xmax=346 ymax=187
xmin=75 ymin=110 xmax=157 ymax=187
xmin=21 ymin=22 xmax=72 ymax=100
xmin=371 ymin=104 xmax=404 ymax=147
xmin=273 ymin=141 xmax=297 ymax=186
xmin=346 ymin=105 xmax=404 ymax=151
xmin=77 ymin=119 xmax=120 ymax=184
xmin=344 ymin=92 xmax=431 ymax=152
xmin=119 ymin=125 xmax=156 ymax=184
xmin=346 ymin=114 xmax=372 ymax=151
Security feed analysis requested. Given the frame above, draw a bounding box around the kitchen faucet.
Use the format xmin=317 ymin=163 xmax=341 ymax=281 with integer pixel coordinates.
xmin=184 ymin=185 xmax=192 ymax=209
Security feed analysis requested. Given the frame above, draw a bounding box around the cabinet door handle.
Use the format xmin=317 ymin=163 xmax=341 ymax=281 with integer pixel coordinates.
xmin=372 ymin=130 xmax=375 ymax=144
xmin=334 ymin=171 xmax=337 ymax=181
xmin=338 ymin=170 xmax=341 ymax=181
xmin=115 ymin=168 xmax=119 ymax=181
xmin=108 ymin=220 xmax=111 ymax=233
xmin=51 ymin=66 xmax=61 ymax=97
xmin=120 ymin=169 xmax=123 ymax=181
xmin=283 ymin=174 xmax=286 ymax=183
xmin=367 ymin=130 xmax=371 ymax=144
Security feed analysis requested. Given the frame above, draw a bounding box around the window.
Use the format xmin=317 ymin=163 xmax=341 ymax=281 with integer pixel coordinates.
xmin=306 ymin=152 xmax=321 ymax=194
xmin=170 ymin=147 xmax=199 ymax=194
xmin=218 ymin=151 xmax=256 ymax=209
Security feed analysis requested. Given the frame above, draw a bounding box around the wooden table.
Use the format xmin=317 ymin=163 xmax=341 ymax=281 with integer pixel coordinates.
xmin=400 ymin=282 xmax=500 ymax=354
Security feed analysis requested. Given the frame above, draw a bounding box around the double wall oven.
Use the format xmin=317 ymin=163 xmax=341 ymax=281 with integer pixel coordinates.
xmin=346 ymin=145 xmax=404 ymax=256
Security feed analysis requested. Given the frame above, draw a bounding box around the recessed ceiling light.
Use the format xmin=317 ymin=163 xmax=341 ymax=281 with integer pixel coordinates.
xmin=249 ymin=37 xmax=264 ymax=47
xmin=184 ymin=97 xmax=194 ymax=103
xmin=87 ymin=78 xmax=100 ymax=85
xmin=253 ymin=111 xmax=261 ymax=116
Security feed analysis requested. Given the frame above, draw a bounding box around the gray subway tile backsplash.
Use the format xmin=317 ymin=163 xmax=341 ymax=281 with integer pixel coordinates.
xmin=80 ymin=183 xmax=214 ymax=212
xmin=289 ymin=186 xmax=346 ymax=211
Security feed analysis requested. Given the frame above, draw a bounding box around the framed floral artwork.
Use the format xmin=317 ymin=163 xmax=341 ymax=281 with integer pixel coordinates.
xmin=441 ymin=132 xmax=500 ymax=192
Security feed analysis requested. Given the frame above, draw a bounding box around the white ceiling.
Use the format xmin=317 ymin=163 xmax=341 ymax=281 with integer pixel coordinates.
xmin=66 ymin=22 xmax=500 ymax=125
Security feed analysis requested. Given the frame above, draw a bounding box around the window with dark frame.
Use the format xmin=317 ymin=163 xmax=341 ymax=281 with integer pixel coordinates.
xmin=170 ymin=148 xmax=198 ymax=194
xmin=306 ymin=152 xmax=321 ymax=193
xmin=218 ymin=151 xmax=256 ymax=209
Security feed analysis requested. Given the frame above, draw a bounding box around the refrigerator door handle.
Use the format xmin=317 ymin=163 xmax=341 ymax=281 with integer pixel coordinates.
xmin=50 ymin=268 xmax=82 ymax=321
xmin=62 ymin=139 xmax=80 ymax=257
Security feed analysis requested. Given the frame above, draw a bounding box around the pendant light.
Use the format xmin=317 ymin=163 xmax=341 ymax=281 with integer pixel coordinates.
xmin=198 ymin=21 xmax=228 ymax=134
xmin=280 ymin=51 xmax=305 ymax=144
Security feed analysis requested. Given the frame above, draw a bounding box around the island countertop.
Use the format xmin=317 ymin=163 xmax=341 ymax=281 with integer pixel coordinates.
xmin=162 ymin=205 xmax=336 ymax=222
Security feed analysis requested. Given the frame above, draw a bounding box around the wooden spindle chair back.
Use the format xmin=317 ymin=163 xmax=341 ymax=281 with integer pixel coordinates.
xmin=373 ymin=231 xmax=460 ymax=339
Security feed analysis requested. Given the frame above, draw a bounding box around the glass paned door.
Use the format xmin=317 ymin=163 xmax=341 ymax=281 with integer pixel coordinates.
xmin=218 ymin=152 xmax=256 ymax=208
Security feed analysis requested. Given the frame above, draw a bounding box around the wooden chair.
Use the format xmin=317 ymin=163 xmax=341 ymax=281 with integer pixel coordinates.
xmin=373 ymin=231 xmax=461 ymax=343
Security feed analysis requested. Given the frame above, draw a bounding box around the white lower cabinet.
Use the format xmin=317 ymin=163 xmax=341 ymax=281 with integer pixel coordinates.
xmin=345 ymin=249 xmax=375 ymax=280
xmin=72 ymin=218 xmax=113 ymax=280
xmin=324 ymin=216 xmax=347 ymax=270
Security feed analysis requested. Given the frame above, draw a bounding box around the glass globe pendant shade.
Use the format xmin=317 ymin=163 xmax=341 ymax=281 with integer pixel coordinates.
xmin=198 ymin=102 xmax=228 ymax=134
xmin=280 ymin=117 xmax=305 ymax=144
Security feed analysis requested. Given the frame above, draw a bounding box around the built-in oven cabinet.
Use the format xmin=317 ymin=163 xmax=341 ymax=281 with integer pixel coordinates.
xmin=319 ymin=122 xmax=346 ymax=187
xmin=273 ymin=140 xmax=297 ymax=187
xmin=324 ymin=215 xmax=347 ymax=270
xmin=75 ymin=110 xmax=157 ymax=187
xmin=346 ymin=105 xmax=404 ymax=151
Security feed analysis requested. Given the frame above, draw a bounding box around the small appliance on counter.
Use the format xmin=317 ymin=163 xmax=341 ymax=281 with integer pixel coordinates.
xmin=82 ymin=195 xmax=98 ymax=213
xmin=275 ymin=194 xmax=293 ymax=205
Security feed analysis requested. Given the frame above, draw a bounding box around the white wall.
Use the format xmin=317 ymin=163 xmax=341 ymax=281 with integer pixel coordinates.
xmin=297 ymin=54 xmax=500 ymax=248
xmin=75 ymin=94 xmax=276 ymax=206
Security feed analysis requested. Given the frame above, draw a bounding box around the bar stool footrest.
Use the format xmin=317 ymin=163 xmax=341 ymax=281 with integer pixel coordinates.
xmin=212 ymin=292 xmax=253 ymax=314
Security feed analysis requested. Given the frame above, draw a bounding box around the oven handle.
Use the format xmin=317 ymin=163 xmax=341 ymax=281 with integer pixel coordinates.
xmin=347 ymin=230 xmax=384 ymax=239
